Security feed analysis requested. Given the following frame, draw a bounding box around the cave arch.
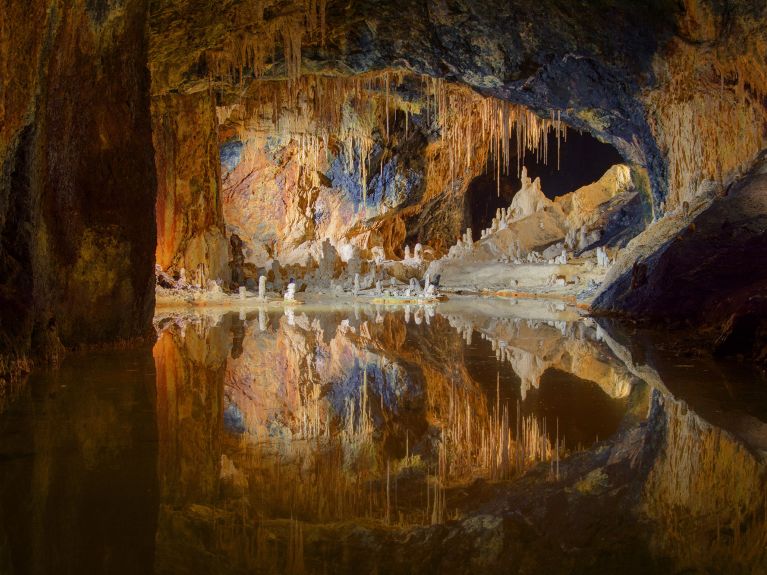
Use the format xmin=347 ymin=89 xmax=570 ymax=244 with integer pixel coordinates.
xmin=464 ymin=129 xmax=626 ymax=239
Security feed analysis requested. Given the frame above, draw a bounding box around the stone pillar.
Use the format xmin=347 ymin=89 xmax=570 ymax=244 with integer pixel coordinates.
xmin=258 ymin=276 xmax=267 ymax=299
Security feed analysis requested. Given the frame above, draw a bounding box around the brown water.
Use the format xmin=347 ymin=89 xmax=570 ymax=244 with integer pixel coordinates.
xmin=0 ymin=300 xmax=765 ymax=574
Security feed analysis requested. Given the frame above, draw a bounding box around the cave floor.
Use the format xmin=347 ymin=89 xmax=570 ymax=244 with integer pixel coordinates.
xmin=0 ymin=298 xmax=765 ymax=574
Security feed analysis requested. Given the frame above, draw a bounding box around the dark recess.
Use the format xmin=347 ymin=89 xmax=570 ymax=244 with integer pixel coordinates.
xmin=465 ymin=129 xmax=624 ymax=237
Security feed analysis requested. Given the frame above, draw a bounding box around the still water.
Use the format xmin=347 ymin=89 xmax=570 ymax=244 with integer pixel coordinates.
xmin=0 ymin=299 xmax=765 ymax=574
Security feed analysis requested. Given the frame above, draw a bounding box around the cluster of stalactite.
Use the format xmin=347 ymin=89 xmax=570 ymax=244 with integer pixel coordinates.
xmin=203 ymin=0 xmax=327 ymax=84
xmin=217 ymin=71 xmax=567 ymax=217
xmin=646 ymin=0 xmax=767 ymax=208
xmin=429 ymin=77 xmax=566 ymax=198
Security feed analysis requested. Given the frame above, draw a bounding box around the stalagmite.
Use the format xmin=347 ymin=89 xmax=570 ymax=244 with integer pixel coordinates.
xmin=596 ymin=246 xmax=610 ymax=268
xmin=284 ymin=277 xmax=296 ymax=301
xmin=353 ymin=273 xmax=360 ymax=295
xmin=259 ymin=275 xmax=267 ymax=299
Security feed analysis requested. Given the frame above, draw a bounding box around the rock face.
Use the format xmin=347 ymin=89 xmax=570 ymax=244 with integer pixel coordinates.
xmin=1 ymin=0 xmax=156 ymax=378
xmin=593 ymin=152 xmax=767 ymax=351
xmin=216 ymin=78 xmax=484 ymax=265
xmin=152 ymin=92 xmax=229 ymax=283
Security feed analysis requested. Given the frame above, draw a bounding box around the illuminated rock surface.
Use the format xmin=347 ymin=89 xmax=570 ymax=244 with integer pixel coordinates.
xmin=1 ymin=301 xmax=765 ymax=573
xmin=1 ymin=0 xmax=766 ymax=572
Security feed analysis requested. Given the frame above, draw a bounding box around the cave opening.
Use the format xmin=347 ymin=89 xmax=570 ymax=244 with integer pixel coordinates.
xmin=464 ymin=129 xmax=626 ymax=240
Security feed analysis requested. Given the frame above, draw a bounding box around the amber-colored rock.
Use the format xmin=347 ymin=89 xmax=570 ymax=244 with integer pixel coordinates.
xmin=153 ymin=92 xmax=230 ymax=283
xmin=1 ymin=0 xmax=156 ymax=375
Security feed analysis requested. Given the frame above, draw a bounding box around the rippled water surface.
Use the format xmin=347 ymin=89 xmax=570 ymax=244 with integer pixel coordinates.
xmin=0 ymin=299 xmax=765 ymax=574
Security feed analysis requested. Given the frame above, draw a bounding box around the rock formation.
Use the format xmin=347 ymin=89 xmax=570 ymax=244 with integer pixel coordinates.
xmin=1 ymin=0 xmax=766 ymax=378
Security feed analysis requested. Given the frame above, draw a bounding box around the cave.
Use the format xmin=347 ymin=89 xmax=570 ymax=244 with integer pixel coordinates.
xmin=1 ymin=0 xmax=767 ymax=573
xmin=464 ymin=129 xmax=625 ymax=239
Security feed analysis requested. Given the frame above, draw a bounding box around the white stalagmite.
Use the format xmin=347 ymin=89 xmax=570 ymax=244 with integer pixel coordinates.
xmin=258 ymin=275 xmax=267 ymax=299
xmin=353 ymin=273 xmax=360 ymax=295
xmin=596 ymin=246 xmax=610 ymax=268
xmin=284 ymin=279 xmax=296 ymax=302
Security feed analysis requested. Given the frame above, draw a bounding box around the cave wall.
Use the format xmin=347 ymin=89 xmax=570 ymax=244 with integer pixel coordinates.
xmin=216 ymin=77 xmax=489 ymax=265
xmin=152 ymin=91 xmax=230 ymax=282
xmin=148 ymin=0 xmax=767 ymax=221
xmin=148 ymin=0 xmax=676 ymax=205
xmin=0 ymin=0 xmax=156 ymax=376
xmin=593 ymin=152 xmax=767 ymax=336
xmin=148 ymin=0 xmax=766 ymax=330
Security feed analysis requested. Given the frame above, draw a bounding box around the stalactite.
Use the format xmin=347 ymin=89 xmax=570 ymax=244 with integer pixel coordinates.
xmin=218 ymin=70 xmax=568 ymax=224
xmin=426 ymin=79 xmax=565 ymax=202
xmin=647 ymin=0 xmax=767 ymax=207
xmin=203 ymin=0 xmax=328 ymax=86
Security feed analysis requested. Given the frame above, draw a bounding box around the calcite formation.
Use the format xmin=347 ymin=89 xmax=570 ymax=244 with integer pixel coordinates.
xmin=1 ymin=0 xmax=766 ymax=378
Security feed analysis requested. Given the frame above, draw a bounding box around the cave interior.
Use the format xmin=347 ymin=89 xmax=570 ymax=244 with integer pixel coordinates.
xmin=0 ymin=0 xmax=766 ymax=573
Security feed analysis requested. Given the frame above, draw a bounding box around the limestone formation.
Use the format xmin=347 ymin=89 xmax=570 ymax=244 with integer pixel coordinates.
xmin=284 ymin=278 xmax=296 ymax=302
xmin=229 ymin=234 xmax=246 ymax=288
xmin=596 ymin=247 xmax=610 ymax=268
xmin=258 ymin=276 xmax=267 ymax=300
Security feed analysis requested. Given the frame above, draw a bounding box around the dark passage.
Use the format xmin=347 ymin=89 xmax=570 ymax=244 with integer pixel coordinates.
xmin=464 ymin=129 xmax=624 ymax=238
xmin=525 ymin=369 xmax=626 ymax=448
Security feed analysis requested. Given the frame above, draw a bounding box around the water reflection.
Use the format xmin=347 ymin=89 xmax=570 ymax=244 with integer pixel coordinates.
xmin=151 ymin=303 xmax=639 ymax=572
xmin=0 ymin=301 xmax=765 ymax=574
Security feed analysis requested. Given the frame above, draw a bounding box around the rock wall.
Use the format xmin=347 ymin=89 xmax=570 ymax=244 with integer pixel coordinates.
xmin=217 ymin=76 xmax=491 ymax=265
xmin=1 ymin=0 xmax=156 ymax=380
xmin=153 ymin=91 xmax=230 ymax=282
xmin=593 ymin=152 xmax=767 ymax=344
